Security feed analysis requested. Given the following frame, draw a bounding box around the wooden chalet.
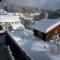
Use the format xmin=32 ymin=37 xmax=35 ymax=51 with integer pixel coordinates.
xmin=32 ymin=19 xmax=60 ymax=40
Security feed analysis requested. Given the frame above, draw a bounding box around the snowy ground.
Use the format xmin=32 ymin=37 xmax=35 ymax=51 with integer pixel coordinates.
xmin=7 ymin=29 xmax=60 ymax=60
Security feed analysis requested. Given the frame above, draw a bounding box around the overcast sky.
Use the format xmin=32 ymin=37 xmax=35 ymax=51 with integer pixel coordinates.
xmin=5 ymin=0 xmax=60 ymax=10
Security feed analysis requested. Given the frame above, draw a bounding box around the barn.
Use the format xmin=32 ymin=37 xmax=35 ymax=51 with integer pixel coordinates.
xmin=32 ymin=19 xmax=60 ymax=40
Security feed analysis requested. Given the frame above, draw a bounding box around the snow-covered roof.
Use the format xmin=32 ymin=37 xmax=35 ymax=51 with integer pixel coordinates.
xmin=0 ymin=9 xmax=20 ymax=22
xmin=10 ymin=23 xmax=25 ymax=30
xmin=0 ymin=14 xmax=20 ymax=22
xmin=32 ymin=19 xmax=60 ymax=33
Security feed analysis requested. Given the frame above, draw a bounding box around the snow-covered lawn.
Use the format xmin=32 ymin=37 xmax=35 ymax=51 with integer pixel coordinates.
xmin=7 ymin=29 xmax=60 ymax=60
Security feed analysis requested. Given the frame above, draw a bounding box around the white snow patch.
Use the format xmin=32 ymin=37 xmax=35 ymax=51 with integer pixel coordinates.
xmin=31 ymin=41 xmax=49 ymax=51
xmin=10 ymin=23 xmax=25 ymax=30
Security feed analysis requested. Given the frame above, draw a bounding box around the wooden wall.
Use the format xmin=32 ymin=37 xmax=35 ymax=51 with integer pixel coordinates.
xmin=33 ymin=25 xmax=60 ymax=40
xmin=33 ymin=29 xmax=46 ymax=40
xmin=38 ymin=31 xmax=46 ymax=40
xmin=47 ymin=25 xmax=60 ymax=40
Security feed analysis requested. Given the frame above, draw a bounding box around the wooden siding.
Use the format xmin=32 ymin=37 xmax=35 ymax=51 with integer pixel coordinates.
xmin=33 ymin=29 xmax=46 ymax=40
xmin=47 ymin=25 xmax=60 ymax=40
xmin=38 ymin=32 xmax=43 ymax=39
xmin=33 ymin=24 xmax=60 ymax=40
xmin=38 ymin=31 xmax=46 ymax=40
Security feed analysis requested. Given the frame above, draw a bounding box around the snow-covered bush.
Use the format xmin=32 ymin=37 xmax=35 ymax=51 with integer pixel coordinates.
xmin=49 ymin=32 xmax=60 ymax=56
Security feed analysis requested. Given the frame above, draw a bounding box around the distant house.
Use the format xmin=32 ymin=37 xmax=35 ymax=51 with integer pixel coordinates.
xmin=0 ymin=9 xmax=21 ymax=29
xmin=9 ymin=23 xmax=25 ymax=31
xmin=32 ymin=19 xmax=60 ymax=40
